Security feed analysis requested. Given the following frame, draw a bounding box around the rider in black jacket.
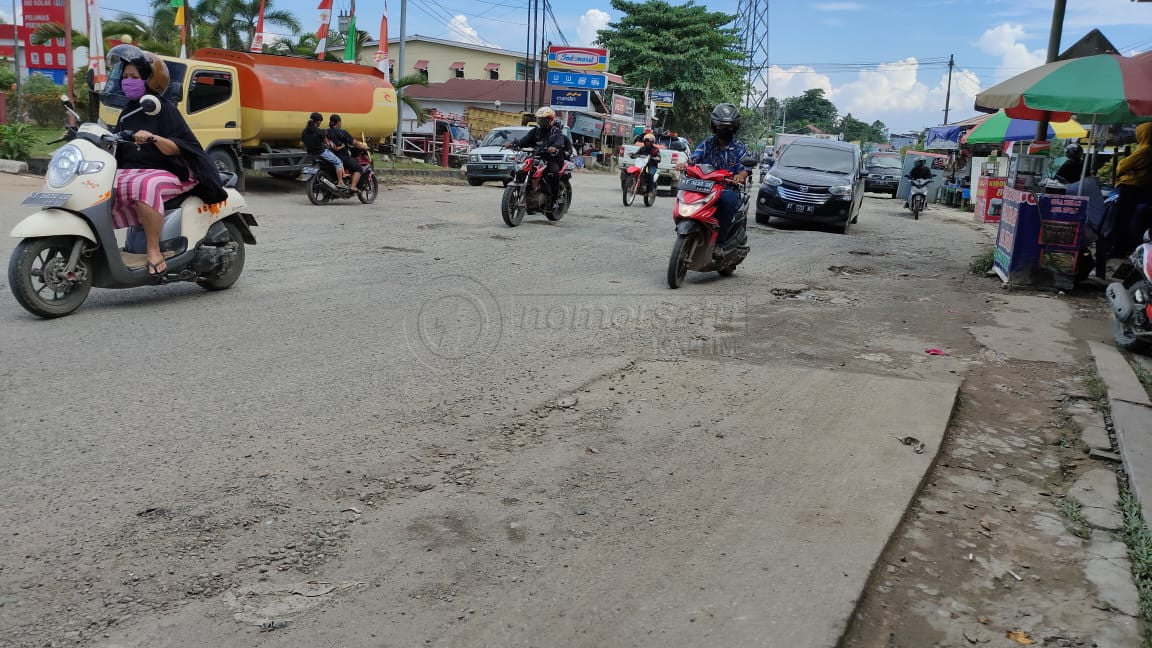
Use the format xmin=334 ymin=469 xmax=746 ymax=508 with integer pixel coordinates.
xmin=505 ymin=106 xmax=568 ymax=212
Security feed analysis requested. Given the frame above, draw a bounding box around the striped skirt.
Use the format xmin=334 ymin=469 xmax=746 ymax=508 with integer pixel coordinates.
xmin=112 ymin=169 xmax=198 ymax=229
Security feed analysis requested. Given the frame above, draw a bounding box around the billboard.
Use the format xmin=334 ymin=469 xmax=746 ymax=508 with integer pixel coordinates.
xmin=547 ymin=46 xmax=609 ymax=72
xmin=650 ymin=90 xmax=675 ymax=107
xmin=550 ymin=89 xmax=591 ymax=111
xmin=21 ymin=0 xmax=70 ymax=82
xmin=546 ymin=71 xmax=607 ymax=90
xmin=610 ymin=94 xmax=635 ymax=118
xmin=571 ymin=114 xmax=604 ymax=138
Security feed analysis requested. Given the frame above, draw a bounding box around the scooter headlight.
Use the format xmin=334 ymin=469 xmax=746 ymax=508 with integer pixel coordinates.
xmin=47 ymin=144 xmax=84 ymax=188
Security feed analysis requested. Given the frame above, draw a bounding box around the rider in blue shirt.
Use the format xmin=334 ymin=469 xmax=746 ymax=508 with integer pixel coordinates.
xmin=677 ymin=103 xmax=750 ymax=245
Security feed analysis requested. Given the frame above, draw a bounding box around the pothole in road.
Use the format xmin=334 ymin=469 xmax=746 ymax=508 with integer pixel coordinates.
xmin=770 ymin=286 xmax=856 ymax=305
xmin=849 ymin=249 xmax=890 ymax=257
xmin=379 ymin=246 xmax=424 ymax=254
xmin=490 ymin=235 xmax=515 ymax=241
xmin=828 ymin=265 xmax=875 ymax=276
xmin=417 ymin=223 xmax=454 ymax=230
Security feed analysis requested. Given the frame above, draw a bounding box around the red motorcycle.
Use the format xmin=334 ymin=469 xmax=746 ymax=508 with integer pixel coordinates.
xmin=666 ymin=159 xmax=758 ymax=289
xmin=622 ymin=154 xmax=657 ymax=207
xmin=500 ymin=149 xmax=574 ymax=227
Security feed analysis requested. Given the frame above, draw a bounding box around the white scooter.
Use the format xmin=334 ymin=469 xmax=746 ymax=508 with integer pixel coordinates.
xmin=907 ymin=176 xmax=932 ymax=220
xmin=7 ymin=96 xmax=257 ymax=318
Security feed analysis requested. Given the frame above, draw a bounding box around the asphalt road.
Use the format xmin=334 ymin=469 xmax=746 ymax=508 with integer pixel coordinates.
xmin=0 ymin=170 xmax=978 ymax=647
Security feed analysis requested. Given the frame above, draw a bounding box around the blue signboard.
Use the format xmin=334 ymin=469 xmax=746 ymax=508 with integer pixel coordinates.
xmin=546 ymin=71 xmax=607 ymax=90
xmin=29 ymin=69 xmax=67 ymax=85
xmin=994 ymin=188 xmax=1089 ymax=288
xmin=650 ymin=90 xmax=675 ymax=107
xmin=550 ymin=89 xmax=591 ymax=110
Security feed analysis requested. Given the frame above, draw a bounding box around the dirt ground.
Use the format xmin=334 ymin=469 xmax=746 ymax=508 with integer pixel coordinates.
xmin=0 ymin=171 xmax=1141 ymax=647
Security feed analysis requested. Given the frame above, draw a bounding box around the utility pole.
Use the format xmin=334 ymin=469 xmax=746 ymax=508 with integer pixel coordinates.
xmin=396 ymin=0 xmax=406 ymax=157
xmin=12 ymin=0 xmax=21 ymax=121
xmin=942 ymin=53 xmax=954 ymax=124
xmin=537 ymin=0 xmax=548 ymax=111
xmin=1036 ymin=0 xmax=1067 ymax=142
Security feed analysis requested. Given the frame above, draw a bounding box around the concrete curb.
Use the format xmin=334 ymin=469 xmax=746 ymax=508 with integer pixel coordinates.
xmin=0 ymin=158 xmax=30 ymax=174
xmin=1089 ymin=341 xmax=1152 ymax=525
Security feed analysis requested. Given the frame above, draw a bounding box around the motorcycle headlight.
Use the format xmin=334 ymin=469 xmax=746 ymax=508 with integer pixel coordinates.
xmin=678 ymin=202 xmax=706 ymax=217
xmin=47 ymin=144 xmax=83 ymax=188
xmin=828 ymin=185 xmax=852 ymax=196
xmin=763 ymin=173 xmax=782 ymax=187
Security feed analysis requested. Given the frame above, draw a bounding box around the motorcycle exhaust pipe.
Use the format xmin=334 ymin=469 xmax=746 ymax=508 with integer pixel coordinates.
xmin=1107 ymin=282 xmax=1135 ymax=321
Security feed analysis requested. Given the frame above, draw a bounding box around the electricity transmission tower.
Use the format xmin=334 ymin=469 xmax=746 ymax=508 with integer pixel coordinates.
xmin=735 ymin=0 xmax=771 ymax=109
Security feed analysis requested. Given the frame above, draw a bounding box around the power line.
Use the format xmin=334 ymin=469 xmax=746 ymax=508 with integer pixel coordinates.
xmin=544 ymin=1 xmax=567 ymax=46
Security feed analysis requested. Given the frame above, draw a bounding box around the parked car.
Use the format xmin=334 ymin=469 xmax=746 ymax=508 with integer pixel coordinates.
xmin=863 ymin=152 xmax=903 ymax=197
xmin=465 ymin=125 xmax=574 ymax=186
xmin=755 ymin=137 xmax=865 ymax=234
xmin=465 ymin=126 xmax=533 ymax=186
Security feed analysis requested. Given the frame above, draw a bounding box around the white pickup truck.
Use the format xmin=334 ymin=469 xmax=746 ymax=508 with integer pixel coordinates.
xmin=618 ymin=135 xmax=692 ymax=195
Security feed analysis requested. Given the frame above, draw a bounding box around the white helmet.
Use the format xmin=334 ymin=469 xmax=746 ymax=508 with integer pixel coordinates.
xmin=535 ymin=106 xmax=556 ymax=119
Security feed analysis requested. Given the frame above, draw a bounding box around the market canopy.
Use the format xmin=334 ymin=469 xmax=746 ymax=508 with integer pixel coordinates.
xmin=975 ymin=51 xmax=1152 ymax=124
xmin=963 ymin=110 xmax=1087 ymax=143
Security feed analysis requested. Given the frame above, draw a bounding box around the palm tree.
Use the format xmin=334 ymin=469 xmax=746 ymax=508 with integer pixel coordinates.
xmin=31 ymin=17 xmax=175 ymax=54
xmin=229 ymin=0 xmax=301 ymax=51
xmin=393 ymin=73 xmax=429 ymax=125
xmin=267 ymin=33 xmax=319 ymax=57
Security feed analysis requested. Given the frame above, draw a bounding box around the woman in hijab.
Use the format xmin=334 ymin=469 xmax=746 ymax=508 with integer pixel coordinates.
xmin=107 ymin=45 xmax=228 ymax=277
xmin=1115 ymin=122 xmax=1152 ymax=255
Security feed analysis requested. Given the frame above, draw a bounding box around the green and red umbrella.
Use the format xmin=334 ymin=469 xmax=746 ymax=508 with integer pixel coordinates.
xmin=975 ymin=51 xmax=1152 ymax=123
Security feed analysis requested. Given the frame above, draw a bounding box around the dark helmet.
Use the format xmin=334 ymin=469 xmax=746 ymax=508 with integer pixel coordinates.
xmin=710 ymin=103 xmax=741 ymax=135
xmin=106 ymin=44 xmax=153 ymax=81
xmin=1065 ymin=142 xmax=1083 ymax=158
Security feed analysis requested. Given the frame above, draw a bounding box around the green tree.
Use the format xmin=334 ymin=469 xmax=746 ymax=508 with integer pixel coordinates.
xmin=838 ymin=112 xmax=870 ymax=142
xmin=595 ymin=0 xmax=743 ymax=137
xmin=228 ymin=0 xmax=301 ymax=51
xmin=782 ymin=88 xmax=837 ymax=133
xmin=869 ymin=119 xmax=888 ymax=143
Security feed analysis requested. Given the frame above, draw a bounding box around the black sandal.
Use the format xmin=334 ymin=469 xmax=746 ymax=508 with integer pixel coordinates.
xmin=145 ymin=259 xmax=168 ymax=278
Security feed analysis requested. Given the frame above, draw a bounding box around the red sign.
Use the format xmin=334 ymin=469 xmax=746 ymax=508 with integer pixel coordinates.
xmin=975 ymin=176 xmax=1007 ymax=224
xmin=22 ymin=0 xmax=69 ymax=76
xmin=547 ymin=46 xmax=609 ymax=71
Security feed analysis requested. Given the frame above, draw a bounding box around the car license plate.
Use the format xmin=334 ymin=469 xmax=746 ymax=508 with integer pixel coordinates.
xmin=483 ymin=164 xmax=503 ymax=170
xmin=22 ymin=192 xmax=71 ymax=207
xmin=680 ymin=178 xmax=714 ymax=193
xmin=786 ymin=203 xmax=814 ymax=214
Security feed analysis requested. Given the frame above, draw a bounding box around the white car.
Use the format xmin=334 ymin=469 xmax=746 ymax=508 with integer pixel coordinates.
xmin=465 ymin=125 xmax=574 ymax=186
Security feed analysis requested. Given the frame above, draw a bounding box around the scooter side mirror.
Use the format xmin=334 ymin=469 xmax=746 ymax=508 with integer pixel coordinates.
xmin=1143 ymin=229 xmax=1151 ymax=244
xmin=140 ymin=95 xmax=162 ymax=116
xmin=741 ymin=155 xmax=760 ymax=168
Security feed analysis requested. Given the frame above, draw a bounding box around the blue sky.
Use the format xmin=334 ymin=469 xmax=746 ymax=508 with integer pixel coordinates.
xmin=15 ymin=0 xmax=1151 ymax=133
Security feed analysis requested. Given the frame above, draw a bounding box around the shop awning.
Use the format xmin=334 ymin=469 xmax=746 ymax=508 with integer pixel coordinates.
xmin=413 ymin=60 xmax=428 ymax=71
xmin=484 ymin=62 xmax=500 ymax=71
xmin=449 ymin=61 xmax=465 ymax=70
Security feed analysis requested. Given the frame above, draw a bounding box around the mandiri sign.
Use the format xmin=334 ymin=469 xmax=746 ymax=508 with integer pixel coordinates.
xmin=550 ymin=89 xmax=591 ymax=110
xmin=548 ymin=46 xmax=609 ymax=72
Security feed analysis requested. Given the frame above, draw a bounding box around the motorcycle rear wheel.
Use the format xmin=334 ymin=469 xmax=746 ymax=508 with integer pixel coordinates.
xmin=306 ymin=174 xmax=332 ymax=206
xmin=8 ymin=236 xmax=92 ymax=318
xmin=501 ymin=185 xmax=526 ymax=227
xmin=358 ymin=174 xmax=379 ymax=204
xmin=667 ymin=234 xmax=697 ymax=289
xmin=546 ymin=180 xmax=571 ymax=221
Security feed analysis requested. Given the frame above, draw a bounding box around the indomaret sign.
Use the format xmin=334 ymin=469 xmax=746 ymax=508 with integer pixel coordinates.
xmin=547 ymin=46 xmax=609 ymax=72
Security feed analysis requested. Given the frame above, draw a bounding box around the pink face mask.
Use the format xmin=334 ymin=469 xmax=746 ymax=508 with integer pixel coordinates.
xmin=122 ymin=78 xmax=147 ymax=100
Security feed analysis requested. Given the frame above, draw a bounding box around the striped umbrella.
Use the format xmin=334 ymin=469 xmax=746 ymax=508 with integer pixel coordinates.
xmin=974 ymin=51 xmax=1152 ymax=124
xmin=963 ymin=110 xmax=1087 ymax=143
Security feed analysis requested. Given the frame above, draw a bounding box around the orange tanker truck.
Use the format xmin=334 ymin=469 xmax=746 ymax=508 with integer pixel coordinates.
xmin=98 ymin=48 xmax=397 ymax=188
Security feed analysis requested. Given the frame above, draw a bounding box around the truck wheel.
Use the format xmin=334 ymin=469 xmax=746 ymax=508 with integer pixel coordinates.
xmin=209 ymin=149 xmax=243 ymax=190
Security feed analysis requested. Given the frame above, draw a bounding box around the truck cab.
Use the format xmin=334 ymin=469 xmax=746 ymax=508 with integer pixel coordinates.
xmin=99 ymin=57 xmax=244 ymax=177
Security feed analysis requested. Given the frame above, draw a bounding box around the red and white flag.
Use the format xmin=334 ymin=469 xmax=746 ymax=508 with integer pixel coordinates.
xmin=314 ymin=0 xmax=334 ymax=57
xmin=249 ymin=0 xmax=267 ymax=52
xmin=373 ymin=1 xmax=390 ymax=81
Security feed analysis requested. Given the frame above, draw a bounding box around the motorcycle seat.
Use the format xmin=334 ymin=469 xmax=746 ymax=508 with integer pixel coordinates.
xmin=163 ymin=193 xmax=190 ymax=211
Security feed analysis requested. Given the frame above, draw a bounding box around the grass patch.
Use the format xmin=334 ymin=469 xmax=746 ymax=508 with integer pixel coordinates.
xmin=25 ymin=126 xmax=67 ymax=159
xmin=1083 ymin=373 xmax=1109 ymax=403
xmin=1119 ymin=492 xmax=1152 ymax=641
xmin=1130 ymin=358 xmax=1152 ymax=392
xmin=1058 ymin=497 xmax=1093 ymax=539
xmin=969 ymin=248 xmax=995 ymax=275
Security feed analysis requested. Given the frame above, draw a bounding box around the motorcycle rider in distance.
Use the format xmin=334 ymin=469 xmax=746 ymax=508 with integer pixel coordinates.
xmin=905 ymin=159 xmax=933 ymax=207
xmin=503 ymin=106 xmax=568 ymax=212
xmin=675 ymin=103 xmax=750 ymax=245
xmin=631 ymin=132 xmax=662 ymax=194
xmin=301 ymin=112 xmax=347 ymax=188
xmin=327 ymin=114 xmax=367 ymax=191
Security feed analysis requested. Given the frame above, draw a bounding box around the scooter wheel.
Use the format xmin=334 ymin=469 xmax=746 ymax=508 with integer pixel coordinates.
xmin=8 ymin=236 xmax=92 ymax=318
xmin=718 ymin=266 xmax=736 ymax=277
xmin=667 ymin=234 xmax=696 ymax=289
xmin=306 ymin=174 xmax=332 ymax=205
xmin=358 ymin=174 xmax=379 ymax=204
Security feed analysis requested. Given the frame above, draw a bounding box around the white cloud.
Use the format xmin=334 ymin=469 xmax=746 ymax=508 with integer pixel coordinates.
xmin=445 ymin=15 xmax=495 ymax=47
xmin=577 ymin=9 xmax=611 ymax=47
xmin=834 ymin=58 xmax=929 ymax=115
xmin=813 ymin=2 xmax=865 ymax=10
xmin=765 ymin=65 xmax=834 ymax=99
xmin=974 ymin=23 xmax=1046 ymax=81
